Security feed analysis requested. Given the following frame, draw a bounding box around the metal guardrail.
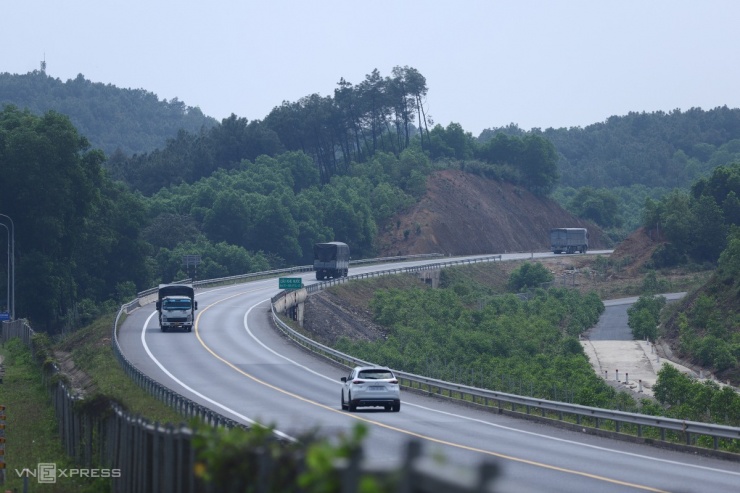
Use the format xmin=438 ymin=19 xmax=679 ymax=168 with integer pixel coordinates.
xmin=269 ymin=255 xmax=740 ymax=454
xmin=301 ymin=254 xmax=503 ymax=295
xmin=4 ymin=251 xmax=737 ymax=491
xmin=8 ymin=251 xmax=740 ymax=455
xmin=136 ymin=253 xmax=445 ymax=298
xmin=1 ymin=256 xmax=503 ymax=493
xmin=111 ymin=305 xmax=244 ymax=429
xmin=109 ymin=253 xmax=450 ymax=434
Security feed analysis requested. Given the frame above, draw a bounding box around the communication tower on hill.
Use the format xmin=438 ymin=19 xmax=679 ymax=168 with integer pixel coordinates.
xmin=40 ymin=54 xmax=46 ymax=73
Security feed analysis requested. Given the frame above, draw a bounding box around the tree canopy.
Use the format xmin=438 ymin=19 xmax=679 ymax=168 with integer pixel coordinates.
xmin=0 ymin=71 xmax=217 ymax=156
xmin=643 ymin=162 xmax=740 ymax=265
xmin=0 ymin=106 xmax=149 ymax=329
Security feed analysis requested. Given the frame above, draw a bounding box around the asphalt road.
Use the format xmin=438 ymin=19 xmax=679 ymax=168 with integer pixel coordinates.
xmin=119 ymin=254 xmax=740 ymax=492
xmin=591 ymin=294 xmax=687 ymax=341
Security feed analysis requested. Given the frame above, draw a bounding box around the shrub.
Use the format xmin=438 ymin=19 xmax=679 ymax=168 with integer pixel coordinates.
xmin=507 ymin=262 xmax=554 ymax=292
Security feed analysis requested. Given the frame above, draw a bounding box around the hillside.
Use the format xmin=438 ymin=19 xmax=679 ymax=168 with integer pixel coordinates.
xmin=375 ymin=169 xmax=610 ymax=256
xmin=303 ymin=225 xmax=703 ymax=341
xmin=0 ymin=71 xmax=217 ymax=157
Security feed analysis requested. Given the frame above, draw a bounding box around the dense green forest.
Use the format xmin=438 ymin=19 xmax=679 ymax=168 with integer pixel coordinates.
xmin=0 ymin=67 xmax=560 ymax=331
xmin=480 ymin=108 xmax=740 ymax=189
xmin=659 ymin=227 xmax=740 ymax=383
xmin=2 ymin=67 xmax=740 ymax=343
xmin=0 ymin=70 xmax=217 ymax=156
xmin=4 ymin=69 xmax=740 ymax=237
xmin=642 ymin=162 xmax=740 ymax=266
xmin=482 ymin=110 xmax=740 ymax=234
xmin=1 ymin=66 xmax=740 ymax=436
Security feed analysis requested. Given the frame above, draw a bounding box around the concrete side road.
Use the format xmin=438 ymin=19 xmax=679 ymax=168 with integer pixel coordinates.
xmin=581 ymin=293 xmax=698 ymax=397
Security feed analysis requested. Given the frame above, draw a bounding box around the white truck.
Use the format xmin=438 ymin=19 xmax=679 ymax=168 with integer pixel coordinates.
xmin=156 ymin=284 xmax=198 ymax=332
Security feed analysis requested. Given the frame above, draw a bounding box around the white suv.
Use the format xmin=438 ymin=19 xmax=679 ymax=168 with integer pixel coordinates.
xmin=341 ymin=366 xmax=401 ymax=412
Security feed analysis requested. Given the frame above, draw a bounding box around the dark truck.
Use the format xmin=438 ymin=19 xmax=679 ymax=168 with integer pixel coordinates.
xmin=156 ymin=284 xmax=198 ymax=332
xmin=550 ymin=228 xmax=589 ymax=254
xmin=313 ymin=242 xmax=350 ymax=280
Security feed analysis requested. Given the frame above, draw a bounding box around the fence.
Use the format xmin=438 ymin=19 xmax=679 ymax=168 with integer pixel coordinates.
xmin=1 ymin=253 xmax=509 ymax=493
xmin=2 ymin=313 xmax=506 ymax=492
xmin=4 ymin=250 xmax=738 ymax=491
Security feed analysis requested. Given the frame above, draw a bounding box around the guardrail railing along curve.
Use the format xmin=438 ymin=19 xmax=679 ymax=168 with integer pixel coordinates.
xmin=267 ymin=254 xmax=740 ymax=457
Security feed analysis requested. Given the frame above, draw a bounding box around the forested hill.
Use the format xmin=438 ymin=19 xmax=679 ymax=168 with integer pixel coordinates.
xmin=0 ymin=71 xmax=217 ymax=156
xmin=4 ymin=64 xmax=740 ymax=336
xmin=5 ymin=69 xmax=740 ymax=198
xmin=480 ymin=107 xmax=740 ymax=190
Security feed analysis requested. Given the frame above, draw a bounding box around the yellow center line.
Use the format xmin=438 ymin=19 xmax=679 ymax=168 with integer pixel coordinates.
xmin=194 ymin=291 xmax=669 ymax=493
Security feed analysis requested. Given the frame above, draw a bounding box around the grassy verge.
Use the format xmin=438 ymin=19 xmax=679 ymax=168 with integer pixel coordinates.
xmin=52 ymin=313 xmax=185 ymax=424
xmin=1 ymin=339 xmax=98 ymax=492
xmin=1 ymin=311 xmax=194 ymax=492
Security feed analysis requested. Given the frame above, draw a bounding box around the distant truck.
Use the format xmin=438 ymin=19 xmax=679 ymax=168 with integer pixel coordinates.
xmin=156 ymin=284 xmax=198 ymax=332
xmin=550 ymin=228 xmax=589 ymax=254
xmin=313 ymin=242 xmax=350 ymax=280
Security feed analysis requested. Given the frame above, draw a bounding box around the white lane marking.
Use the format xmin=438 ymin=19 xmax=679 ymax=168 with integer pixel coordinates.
xmin=243 ymin=300 xmax=345 ymax=384
xmin=140 ymin=310 xmax=296 ymax=441
xmin=242 ymin=300 xmax=740 ymax=477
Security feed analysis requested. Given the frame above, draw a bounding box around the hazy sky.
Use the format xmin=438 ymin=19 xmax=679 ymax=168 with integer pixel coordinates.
xmin=4 ymin=1 xmax=739 ymax=136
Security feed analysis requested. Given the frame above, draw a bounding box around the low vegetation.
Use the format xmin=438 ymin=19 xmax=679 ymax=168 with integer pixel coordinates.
xmin=327 ymin=260 xmax=739 ymax=448
xmin=652 ymin=365 xmax=740 ymax=430
xmin=1 ymin=339 xmax=98 ymax=492
xmin=335 ymin=264 xmax=621 ymax=408
xmin=49 ymin=313 xmax=185 ymax=422
xmin=1 ymin=312 xmax=188 ymax=492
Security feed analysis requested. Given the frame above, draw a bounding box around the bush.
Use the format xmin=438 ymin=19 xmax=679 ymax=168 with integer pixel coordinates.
xmin=649 ymin=243 xmax=686 ymax=268
xmin=507 ymin=262 xmax=554 ymax=292
xmin=697 ymin=336 xmax=738 ymax=371
xmin=627 ymin=295 xmax=666 ymax=341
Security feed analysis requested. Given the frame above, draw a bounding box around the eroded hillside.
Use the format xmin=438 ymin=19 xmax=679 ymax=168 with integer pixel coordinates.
xmin=375 ymin=169 xmax=610 ymax=256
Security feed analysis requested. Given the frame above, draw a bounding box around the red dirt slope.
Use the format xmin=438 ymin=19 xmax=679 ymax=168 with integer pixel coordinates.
xmin=375 ymin=169 xmax=610 ymax=256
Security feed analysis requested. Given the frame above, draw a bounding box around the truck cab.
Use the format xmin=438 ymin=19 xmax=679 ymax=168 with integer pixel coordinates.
xmin=156 ymin=284 xmax=197 ymax=332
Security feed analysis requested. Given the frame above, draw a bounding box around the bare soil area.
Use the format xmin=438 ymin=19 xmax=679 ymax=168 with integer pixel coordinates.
xmin=301 ymin=178 xmax=713 ymax=398
xmin=374 ymin=169 xmax=611 ymax=256
xmin=53 ymin=350 xmax=97 ymax=397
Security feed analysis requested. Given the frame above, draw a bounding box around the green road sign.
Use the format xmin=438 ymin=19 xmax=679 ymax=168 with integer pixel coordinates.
xmin=279 ymin=277 xmax=303 ymax=290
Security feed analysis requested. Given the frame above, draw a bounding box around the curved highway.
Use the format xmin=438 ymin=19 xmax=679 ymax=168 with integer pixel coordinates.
xmin=119 ymin=252 xmax=740 ymax=492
